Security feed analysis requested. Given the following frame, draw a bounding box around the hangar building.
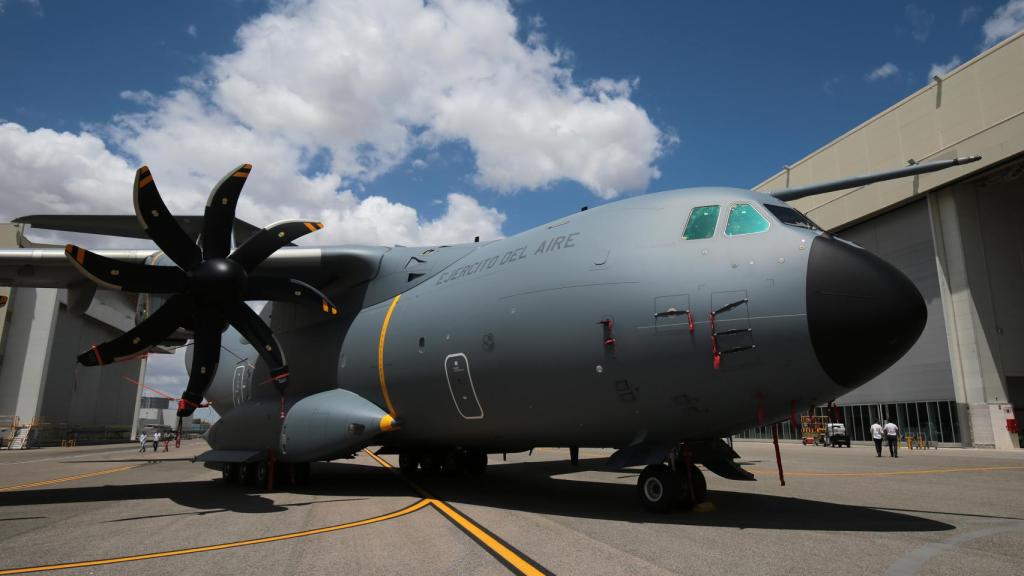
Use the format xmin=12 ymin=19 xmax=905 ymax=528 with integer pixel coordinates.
xmin=745 ymin=29 xmax=1024 ymax=449
xmin=0 ymin=224 xmax=146 ymax=447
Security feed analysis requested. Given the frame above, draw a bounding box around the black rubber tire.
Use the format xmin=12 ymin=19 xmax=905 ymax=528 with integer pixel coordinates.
xmin=464 ymin=450 xmax=488 ymax=477
xmin=238 ymin=462 xmax=254 ymax=484
xmin=292 ymin=462 xmax=311 ymax=485
xmin=420 ymin=452 xmax=443 ymax=474
xmin=442 ymin=449 xmax=461 ymax=475
xmin=399 ymin=450 xmax=420 ymax=475
xmin=255 ymin=461 xmax=269 ymax=489
xmin=222 ymin=463 xmax=240 ymax=484
xmin=638 ymin=464 xmax=677 ymax=513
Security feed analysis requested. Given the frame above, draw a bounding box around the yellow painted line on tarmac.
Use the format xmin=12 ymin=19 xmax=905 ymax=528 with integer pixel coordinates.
xmin=365 ymin=450 xmax=550 ymax=576
xmin=0 ymin=499 xmax=432 ymax=575
xmin=0 ymin=464 xmax=142 ymax=493
xmin=744 ymin=464 xmax=1024 ymax=478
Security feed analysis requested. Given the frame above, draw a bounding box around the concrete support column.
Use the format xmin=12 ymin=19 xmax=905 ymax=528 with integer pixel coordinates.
xmin=129 ymin=355 xmax=147 ymax=439
xmin=928 ymin=188 xmax=1015 ymax=448
xmin=0 ymin=288 xmax=60 ymax=424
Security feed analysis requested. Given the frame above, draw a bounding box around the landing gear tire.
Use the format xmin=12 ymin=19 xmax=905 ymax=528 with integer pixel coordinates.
xmin=638 ymin=464 xmax=678 ymax=513
xmin=464 ymin=450 xmax=488 ymax=477
xmin=291 ymin=462 xmax=311 ymax=486
xmin=419 ymin=452 xmax=443 ymax=474
xmin=255 ymin=461 xmax=269 ymax=489
xmin=222 ymin=463 xmax=240 ymax=484
xmin=399 ymin=450 xmax=420 ymax=475
xmin=239 ymin=462 xmax=254 ymax=484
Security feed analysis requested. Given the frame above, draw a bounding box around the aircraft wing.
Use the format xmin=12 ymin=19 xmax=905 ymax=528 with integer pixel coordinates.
xmin=0 ymin=246 xmax=386 ymax=290
xmin=12 ymin=214 xmax=262 ymax=244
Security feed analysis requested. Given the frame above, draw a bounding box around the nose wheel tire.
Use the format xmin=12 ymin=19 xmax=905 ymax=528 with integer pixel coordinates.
xmin=638 ymin=464 xmax=677 ymax=513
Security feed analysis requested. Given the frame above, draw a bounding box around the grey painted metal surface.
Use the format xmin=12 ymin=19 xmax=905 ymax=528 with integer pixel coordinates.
xmin=2 ymin=157 xmax=961 ymax=469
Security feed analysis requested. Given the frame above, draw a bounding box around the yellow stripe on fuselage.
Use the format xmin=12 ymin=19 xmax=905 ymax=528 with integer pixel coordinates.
xmin=377 ymin=294 xmax=401 ymax=417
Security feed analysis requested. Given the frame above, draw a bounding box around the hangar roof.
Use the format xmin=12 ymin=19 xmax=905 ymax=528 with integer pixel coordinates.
xmin=754 ymin=29 xmax=1024 ymax=231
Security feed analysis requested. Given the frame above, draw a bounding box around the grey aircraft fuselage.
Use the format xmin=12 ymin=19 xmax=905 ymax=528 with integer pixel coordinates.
xmin=200 ymin=185 xmax=922 ymax=457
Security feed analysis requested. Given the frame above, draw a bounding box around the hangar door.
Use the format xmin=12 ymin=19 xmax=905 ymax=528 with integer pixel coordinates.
xmin=832 ymin=199 xmax=955 ymax=405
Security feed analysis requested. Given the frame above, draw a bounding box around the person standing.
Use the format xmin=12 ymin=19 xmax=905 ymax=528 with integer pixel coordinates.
xmin=870 ymin=421 xmax=884 ymax=457
xmin=153 ymin=431 xmax=161 ymax=453
xmin=884 ymin=420 xmax=900 ymax=457
xmin=138 ymin=432 xmax=147 ymax=453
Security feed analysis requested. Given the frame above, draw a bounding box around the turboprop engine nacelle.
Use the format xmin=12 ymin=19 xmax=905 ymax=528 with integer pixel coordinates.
xmin=278 ymin=389 xmax=396 ymax=463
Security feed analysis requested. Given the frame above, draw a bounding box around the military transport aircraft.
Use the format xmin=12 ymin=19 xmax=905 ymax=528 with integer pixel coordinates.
xmin=0 ymin=155 xmax=979 ymax=511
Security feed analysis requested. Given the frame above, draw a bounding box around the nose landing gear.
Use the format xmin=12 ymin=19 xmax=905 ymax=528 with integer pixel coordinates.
xmin=637 ymin=446 xmax=709 ymax=512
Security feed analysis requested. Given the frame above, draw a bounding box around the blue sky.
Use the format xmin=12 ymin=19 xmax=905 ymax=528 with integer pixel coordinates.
xmin=3 ymin=1 xmax=1021 ymax=233
xmin=2 ymin=0 xmax=1022 ymax=400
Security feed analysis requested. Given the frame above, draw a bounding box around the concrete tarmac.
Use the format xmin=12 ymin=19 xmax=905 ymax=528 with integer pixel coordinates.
xmin=1 ymin=439 xmax=1022 ymax=575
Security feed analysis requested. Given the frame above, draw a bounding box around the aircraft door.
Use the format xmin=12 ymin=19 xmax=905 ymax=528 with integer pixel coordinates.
xmin=232 ymin=365 xmax=245 ymax=406
xmin=232 ymin=364 xmax=255 ymax=406
xmin=444 ymin=353 xmax=484 ymax=419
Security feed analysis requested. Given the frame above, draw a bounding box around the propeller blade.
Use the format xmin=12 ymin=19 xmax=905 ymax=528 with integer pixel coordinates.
xmin=133 ymin=165 xmax=202 ymax=270
xmin=178 ymin=315 xmax=223 ymax=417
xmin=64 ymin=244 xmax=187 ymax=293
xmin=224 ymin=302 xmax=288 ymax=392
xmin=77 ymin=294 xmax=190 ymax=366
xmin=245 ymin=277 xmax=339 ymax=316
xmin=202 ymin=163 xmax=252 ymax=260
xmin=228 ymin=219 xmax=324 ymax=271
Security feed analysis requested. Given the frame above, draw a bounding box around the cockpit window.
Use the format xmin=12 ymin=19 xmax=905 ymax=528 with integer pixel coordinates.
xmin=764 ymin=204 xmax=821 ymax=231
xmin=725 ymin=203 xmax=770 ymax=236
xmin=682 ymin=205 xmax=720 ymax=239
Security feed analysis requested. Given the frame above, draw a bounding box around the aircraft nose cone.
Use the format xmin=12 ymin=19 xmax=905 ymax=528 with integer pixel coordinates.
xmin=806 ymin=235 xmax=926 ymax=388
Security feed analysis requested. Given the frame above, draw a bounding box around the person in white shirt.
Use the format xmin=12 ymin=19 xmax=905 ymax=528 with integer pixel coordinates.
xmin=870 ymin=421 xmax=884 ymax=457
xmin=138 ymin=432 xmax=147 ymax=453
xmin=883 ymin=421 xmax=900 ymax=457
xmin=153 ymin=431 xmax=161 ymax=453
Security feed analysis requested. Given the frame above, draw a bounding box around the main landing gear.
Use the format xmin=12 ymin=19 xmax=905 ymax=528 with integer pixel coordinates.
xmin=637 ymin=450 xmax=708 ymax=513
xmin=399 ymin=447 xmax=488 ymax=476
xmin=221 ymin=461 xmax=311 ymax=490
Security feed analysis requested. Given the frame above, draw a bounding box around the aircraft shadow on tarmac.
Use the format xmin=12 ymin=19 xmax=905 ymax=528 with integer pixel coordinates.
xmin=0 ymin=457 xmax=954 ymax=531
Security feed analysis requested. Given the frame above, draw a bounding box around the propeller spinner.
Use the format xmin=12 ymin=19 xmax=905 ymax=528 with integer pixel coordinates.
xmin=65 ymin=164 xmax=338 ymax=416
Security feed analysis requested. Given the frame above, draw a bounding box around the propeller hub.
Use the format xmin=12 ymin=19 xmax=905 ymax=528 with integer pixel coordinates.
xmin=191 ymin=258 xmax=247 ymax=306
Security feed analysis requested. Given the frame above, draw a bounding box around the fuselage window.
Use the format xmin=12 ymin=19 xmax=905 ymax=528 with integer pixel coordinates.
xmin=682 ymin=205 xmax=721 ymax=239
xmin=725 ymin=203 xmax=770 ymax=236
xmin=763 ymin=204 xmax=822 ymax=231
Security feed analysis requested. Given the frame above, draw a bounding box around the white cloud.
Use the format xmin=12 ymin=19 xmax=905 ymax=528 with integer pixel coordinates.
xmin=983 ymin=0 xmax=1024 ymax=46
xmin=906 ymin=4 xmax=935 ymax=42
xmin=0 ymin=118 xmax=505 ymax=248
xmin=928 ymin=55 xmax=962 ymax=79
xmin=822 ymin=76 xmax=841 ymax=95
xmin=200 ymin=0 xmax=665 ymax=198
xmin=0 ymin=123 xmax=135 ymax=218
xmin=119 ymin=89 xmax=156 ymax=105
xmin=961 ymin=6 xmax=980 ymax=25
xmin=2 ymin=0 xmax=668 ymax=253
xmin=866 ymin=62 xmax=899 ymax=81
xmin=186 ymin=24 xmax=197 ymax=37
